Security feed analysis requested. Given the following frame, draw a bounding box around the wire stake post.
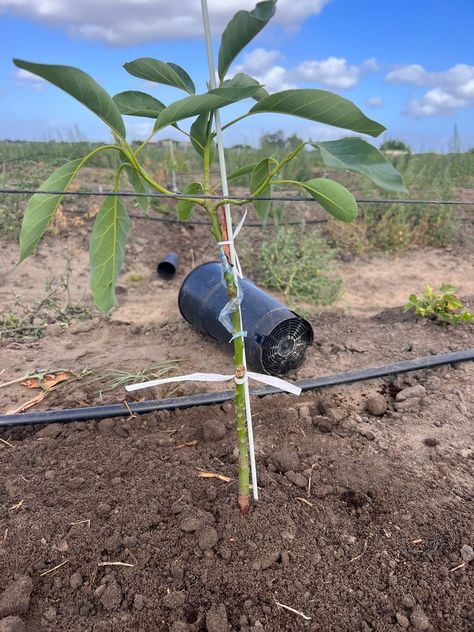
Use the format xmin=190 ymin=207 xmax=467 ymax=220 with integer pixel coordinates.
xmin=200 ymin=0 xmax=259 ymax=503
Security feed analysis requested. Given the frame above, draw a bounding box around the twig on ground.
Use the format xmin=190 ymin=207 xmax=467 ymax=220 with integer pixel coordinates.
xmin=0 ymin=437 xmax=14 ymax=448
xmin=449 ymin=562 xmax=466 ymax=573
xmin=176 ymin=440 xmax=198 ymax=449
xmin=123 ymin=399 xmax=137 ymax=419
xmin=296 ymin=497 xmax=314 ymax=507
xmin=40 ymin=560 xmax=69 ymax=576
xmin=70 ymin=519 xmax=91 ymax=529
xmin=349 ymin=540 xmax=368 ymax=562
xmin=9 ymin=499 xmax=24 ymax=511
xmin=307 ymin=463 xmax=316 ymax=498
xmin=197 ymin=470 xmax=232 ymax=483
xmin=274 ymin=597 xmax=312 ymax=621
xmin=98 ymin=561 xmax=135 ymax=568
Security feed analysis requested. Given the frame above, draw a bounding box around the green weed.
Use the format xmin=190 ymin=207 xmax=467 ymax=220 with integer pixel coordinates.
xmin=404 ymin=284 xmax=474 ymax=325
xmin=258 ymin=227 xmax=341 ymax=309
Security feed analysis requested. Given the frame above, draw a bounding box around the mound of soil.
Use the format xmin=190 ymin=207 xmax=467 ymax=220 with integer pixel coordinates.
xmin=1 ymin=309 xmax=473 ymax=631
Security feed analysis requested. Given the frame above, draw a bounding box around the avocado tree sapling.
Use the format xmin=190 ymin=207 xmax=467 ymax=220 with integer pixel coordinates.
xmin=13 ymin=0 xmax=406 ymax=514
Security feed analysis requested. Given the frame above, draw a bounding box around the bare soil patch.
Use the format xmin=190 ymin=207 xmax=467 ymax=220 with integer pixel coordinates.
xmin=1 ymin=212 xmax=473 ymax=631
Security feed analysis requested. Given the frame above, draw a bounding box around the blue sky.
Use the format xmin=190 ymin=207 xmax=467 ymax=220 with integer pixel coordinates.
xmin=1 ymin=0 xmax=473 ymax=151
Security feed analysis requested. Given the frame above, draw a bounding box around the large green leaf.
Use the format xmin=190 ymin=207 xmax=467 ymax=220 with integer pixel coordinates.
xmin=19 ymin=159 xmax=84 ymax=261
xmin=124 ymin=164 xmax=150 ymax=214
xmin=295 ymin=178 xmax=358 ymax=223
xmin=222 ymin=73 xmax=269 ymax=101
xmin=89 ymin=196 xmax=130 ymax=313
xmin=177 ymin=182 xmax=203 ymax=221
xmin=154 ymin=85 xmax=261 ymax=131
xmin=13 ymin=59 xmax=126 ymax=137
xmin=123 ymin=58 xmax=195 ymax=95
xmin=113 ymin=91 xmax=165 ymax=118
xmin=250 ymin=158 xmax=273 ymax=220
xmin=227 ymin=162 xmax=258 ymax=182
xmin=250 ymin=89 xmax=385 ymax=137
xmin=190 ymin=113 xmax=215 ymax=163
xmin=218 ymin=1 xmax=276 ymax=80
xmin=312 ymin=138 xmax=407 ymax=192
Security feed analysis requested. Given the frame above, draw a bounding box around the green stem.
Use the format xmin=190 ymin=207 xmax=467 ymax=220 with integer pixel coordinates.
xmin=252 ymin=142 xmax=307 ymax=198
xmin=204 ymin=200 xmax=250 ymax=514
xmin=219 ymin=112 xmax=252 ymax=133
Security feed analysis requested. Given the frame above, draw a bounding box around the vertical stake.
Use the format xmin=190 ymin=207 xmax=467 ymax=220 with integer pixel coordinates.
xmin=200 ymin=0 xmax=258 ymax=501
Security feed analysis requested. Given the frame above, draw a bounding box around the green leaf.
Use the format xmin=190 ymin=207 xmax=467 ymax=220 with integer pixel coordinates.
xmin=250 ymin=89 xmax=386 ymax=137
xmin=113 ymin=91 xmax=166 ymax=118
xmin=190 ymin=113 xmax=215 ymax=163
xmin=295 ymin=178 xmax=358 ymax=223
xmin=177 ymin=182 xmax=203 ymax=221
xmin=90 ymin=196 xmax=130 ymax=312
xmin=312 ymin=138 xmax=407 ymax=192
xmin=218 ymin=1 xmax=276 ymax=80
xmin=250 ymin=158 xmax=273 ymax=220
xmin=227 ymin=162 xmax=258 ymax=182
xmin=124 ymin=58 xmax=195 ymax=94
xmin=222 ymin=73 xmax=269 ymax=101
xmin=124 ymin=164 xmax=150 ymax=215
xmin=19 ymin=159 xmax=84 ymax=261
xmin=154 ymin=86 xmax=261 ymax=131
xmin=13 ymin=59 xmax=126 ymax=138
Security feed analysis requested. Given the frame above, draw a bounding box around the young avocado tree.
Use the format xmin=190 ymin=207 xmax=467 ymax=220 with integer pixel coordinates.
xmin=13 ymin=0 xmax=406 ymax=514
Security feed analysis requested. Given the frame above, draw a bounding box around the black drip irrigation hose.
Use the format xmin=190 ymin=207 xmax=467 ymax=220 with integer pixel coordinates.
xmin=1 ymin=349 xmax=473 ymax=428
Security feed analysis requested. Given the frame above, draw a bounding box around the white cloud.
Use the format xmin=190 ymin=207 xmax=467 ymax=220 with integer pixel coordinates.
xmin=15 ymin=68 xmax=46 ymax=91
xmin=365 ymin=95 xmax=383 ymax=108
xmin=233 ymin=48 xmax=295 ymax=92
xmin=296 ymin=56 xmax=377 ymax=90
xmin=0 ymin=0 xmax=330 ymax=45
xmin=385 ymin=62 xmax=474 ymax=116
xmin=385 ymin=64 xmax=427 ymax=86
xmin=407 ymin=88 xmax=467 ymax=117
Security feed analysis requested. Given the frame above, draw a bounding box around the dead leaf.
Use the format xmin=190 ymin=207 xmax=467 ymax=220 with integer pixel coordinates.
xmin=197 ymin=470 xmax=232 ymax=483
xmin=6 ymin=391 xmax=48 ymax=415
xmin=21 ymin=371 xmax=71 ymax=391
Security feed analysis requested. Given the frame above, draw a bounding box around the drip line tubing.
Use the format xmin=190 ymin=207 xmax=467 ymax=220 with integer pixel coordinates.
xmin=0 ymin=348 xmax=472 ymax=428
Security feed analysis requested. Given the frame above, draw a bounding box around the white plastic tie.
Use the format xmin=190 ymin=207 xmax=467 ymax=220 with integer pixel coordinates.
xmin=125 ymin=371 xmax=302 ymax=396
xmin=229 ymin=330 xmax=247 ymax=342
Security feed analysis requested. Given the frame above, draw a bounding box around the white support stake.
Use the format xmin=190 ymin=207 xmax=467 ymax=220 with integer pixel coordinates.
xmin=200 ymin=0 xmax=259 ymax=501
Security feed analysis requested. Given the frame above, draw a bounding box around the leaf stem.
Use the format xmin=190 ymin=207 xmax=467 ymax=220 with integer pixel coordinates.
xmin=219 ymin=112 xmax=252 ymax=132
xmin=252 ymin=142 xmax=307 ymax=197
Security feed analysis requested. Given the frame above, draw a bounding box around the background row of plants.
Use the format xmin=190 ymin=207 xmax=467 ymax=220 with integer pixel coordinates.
xmin=2 ymin=136 xmax=471 ymax=253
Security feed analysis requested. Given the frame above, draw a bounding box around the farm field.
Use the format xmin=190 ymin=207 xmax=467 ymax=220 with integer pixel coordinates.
xmin=0 ymin=146 xmax=474 ymax=631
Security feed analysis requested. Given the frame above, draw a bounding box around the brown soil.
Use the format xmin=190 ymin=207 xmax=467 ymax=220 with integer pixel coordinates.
xmin=1 ymin=206 xmax=474 ymax=631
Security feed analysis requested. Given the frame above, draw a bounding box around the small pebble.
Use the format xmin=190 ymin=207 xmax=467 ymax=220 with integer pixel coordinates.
xmin=460 ymin=544 xmax=474 ymax=563
xmin=206 ymin=603 xmax=230 ymax=632
xmin=200 ymin=419 xmax=226 ymax=442
xmin=198 ymin=527 xmax=219 ymax=551
xmin=396 ymin=385 xmax=426 ymax=402
xmin=69 ymin=572 xmax=83 ymax=590
xmin=401 ymin=594 xmax=416 ymax=609
xmin=268 ymin=449 xmax=300 ymax=473
xmin=0 ymin=616 xmax=26 ymax=632
xmin=162 ymin=591 xmax=186 ymax=610
xmin=395 ymin=612 xmax=410 ymax=629
xmin=366 ymin=394 xmax=388 ymax=416
xmin=423 ymin=437 xmax=440 ymax=447
xmin=410 ymin=607 xmax=430 ymax=630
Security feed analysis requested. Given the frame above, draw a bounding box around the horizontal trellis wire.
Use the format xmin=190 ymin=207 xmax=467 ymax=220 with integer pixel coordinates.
xmin=0 ymin=187 xmax=473 ymax=206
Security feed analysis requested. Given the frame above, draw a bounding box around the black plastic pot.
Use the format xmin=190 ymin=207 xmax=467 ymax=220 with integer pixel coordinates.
xmin=178 ymin=261 xmax=313 ymax=375
xmin=157 ymin=252 xmax=179 ymax=280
